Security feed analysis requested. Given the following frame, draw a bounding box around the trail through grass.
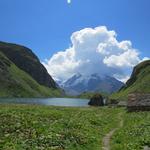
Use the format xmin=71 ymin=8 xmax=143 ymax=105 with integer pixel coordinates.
xmin=111 ymin=111 xmax=150 ymax=150
xmin=0 ymin=104 xmax=149 ymax=150
xmin=102 ymin=112 xmax=124 ymax=150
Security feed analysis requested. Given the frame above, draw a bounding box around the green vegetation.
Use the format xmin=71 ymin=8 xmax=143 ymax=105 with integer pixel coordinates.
xmin=0 ymin=52 xmax=62 ymax=98
xmin=0 ymin=41 xmax=56 ymax=88
xmin=0 ymin=105 xmax=122 ymax=150
xmin=0 ymin=42 xmax=149 ymax=150
xmin=111 ymin=111 xmax=150 ymax=150
xmin=0 ymin=104 xmax=150 ymax=150
xmin=77 ymin=92 xmax=109 ymax=99
xmin=111 ymin=60 xmax=150 ymax=100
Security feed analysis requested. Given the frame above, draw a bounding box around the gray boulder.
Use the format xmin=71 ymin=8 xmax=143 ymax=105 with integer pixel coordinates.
xmin=88 ymin=93 xmax=104 ymax=106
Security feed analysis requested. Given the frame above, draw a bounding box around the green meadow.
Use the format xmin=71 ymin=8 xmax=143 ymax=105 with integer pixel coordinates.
xmin=111 ymin=111 xmax=150 ymax=150
xmin=0 ymin=105 xmax=149 ymax=150
xmin=0 ymin=105 xmax=120 ymax=150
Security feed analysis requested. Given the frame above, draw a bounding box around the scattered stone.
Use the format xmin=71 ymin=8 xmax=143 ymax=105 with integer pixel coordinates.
xmin=117 ymin=101 xmax=127 ymax=107
xmin=144 ymin=146 xmax=150 ymax=150
xmin=109 ymin=99 xmax=119 ymax=105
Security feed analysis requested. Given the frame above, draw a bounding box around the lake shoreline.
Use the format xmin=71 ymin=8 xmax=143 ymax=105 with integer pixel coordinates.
xmin=0 ymin=97 xmax=90 ymax=107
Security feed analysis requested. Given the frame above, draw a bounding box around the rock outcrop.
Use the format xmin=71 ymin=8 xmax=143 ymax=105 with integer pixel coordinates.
xmin=88 ymin=93 xmax=104 ymax=106
xmin=127 ymin=93 xmax=150 ymax=111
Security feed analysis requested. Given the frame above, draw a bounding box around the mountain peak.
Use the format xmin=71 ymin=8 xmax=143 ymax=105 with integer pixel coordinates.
xmin=60 ymin=73 xmax=124 ymax=95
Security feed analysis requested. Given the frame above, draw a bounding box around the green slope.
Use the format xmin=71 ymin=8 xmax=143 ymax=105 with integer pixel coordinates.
xmin=77 ymin=91 xmax=109 ymax=99
xmin=0 ymin=41 xmax=56 ymax=88
xmin=111 ymin=60 xmax=150 ymax=100
xmin=0 ymin=52 xmax=62 ymax=98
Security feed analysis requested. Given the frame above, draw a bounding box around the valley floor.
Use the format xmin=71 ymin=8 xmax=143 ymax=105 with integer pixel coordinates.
xmin=0 ymin=105 xmax=149 ymax=150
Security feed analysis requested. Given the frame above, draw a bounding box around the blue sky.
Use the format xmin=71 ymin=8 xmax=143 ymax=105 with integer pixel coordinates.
xmin=0 ymin=0 xmax=150 ymax=61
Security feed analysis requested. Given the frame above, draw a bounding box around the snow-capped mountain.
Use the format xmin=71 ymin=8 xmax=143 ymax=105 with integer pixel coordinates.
xmin=59 ymin=73 xmax=124 ymax=95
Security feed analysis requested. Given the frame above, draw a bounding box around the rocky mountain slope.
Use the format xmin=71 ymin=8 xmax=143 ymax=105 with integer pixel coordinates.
xmin=0 ymin=41 xmax=61 ymax=97
xmin=60 ymin=73 xmax=124 ymax=95
xmin=111 ymin=60 xmax=150 ymax=100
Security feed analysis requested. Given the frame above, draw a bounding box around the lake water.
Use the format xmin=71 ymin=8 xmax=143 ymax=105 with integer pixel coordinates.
xmin=0 ymin=98 xmax=89 ymax=107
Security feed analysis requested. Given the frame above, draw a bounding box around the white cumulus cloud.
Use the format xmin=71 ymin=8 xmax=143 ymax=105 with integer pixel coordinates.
xmin=43 ymin=26 xmax=148 ymax=82
xmin=67 ymin=0 xmax=71 ymax=4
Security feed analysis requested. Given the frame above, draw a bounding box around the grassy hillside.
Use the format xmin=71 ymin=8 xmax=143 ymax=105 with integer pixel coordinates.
xmin=111 ymin=60 xmax=150 ymax=100
xmin=0 ymin=52 xmax=62 ymax=97
xmin=0 ymin=41 xmax=56 ymax=88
